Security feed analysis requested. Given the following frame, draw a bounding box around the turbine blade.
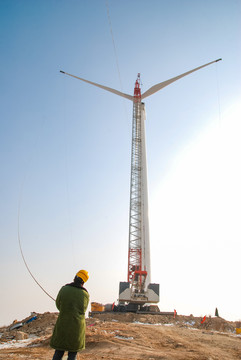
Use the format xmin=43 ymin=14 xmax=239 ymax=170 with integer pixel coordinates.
xmin=60 ymin=71 xmax=133 ymax=101
xmin=141 ymin=58 xmax=222 ymax=100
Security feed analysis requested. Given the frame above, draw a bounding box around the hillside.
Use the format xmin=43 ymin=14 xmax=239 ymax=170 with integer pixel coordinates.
xmin=0 ymin=312 xmax=240 ymax=359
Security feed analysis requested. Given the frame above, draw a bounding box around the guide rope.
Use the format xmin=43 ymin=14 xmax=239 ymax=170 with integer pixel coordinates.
xmin=18 ymin=195 xmax=56 ymax=301
xmin=17 ymin=119 xmax=56 ymax=302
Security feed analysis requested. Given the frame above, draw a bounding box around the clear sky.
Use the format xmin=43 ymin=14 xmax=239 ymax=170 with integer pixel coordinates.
xmin=0 ymin=0 xmax=240 ymax=326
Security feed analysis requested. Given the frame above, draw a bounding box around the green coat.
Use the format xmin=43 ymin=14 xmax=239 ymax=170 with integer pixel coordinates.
xmin=50 ymin=284 xmax=89 ymax=352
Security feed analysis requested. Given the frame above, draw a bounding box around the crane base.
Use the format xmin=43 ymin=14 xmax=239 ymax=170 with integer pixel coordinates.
xmin=114 ymin=303 xmax=159 ymax=313
xmin=118 ymin=281 xmax=159 ymax=304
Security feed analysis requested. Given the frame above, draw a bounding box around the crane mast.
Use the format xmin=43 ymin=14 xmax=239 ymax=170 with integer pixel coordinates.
xmin=128 ymin=74 xmax=149 ymax=293
xmin=119 ymin=75 xmax=158 ymax=308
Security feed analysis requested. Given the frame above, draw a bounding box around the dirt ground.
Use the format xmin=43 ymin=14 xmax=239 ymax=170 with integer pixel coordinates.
xmin=0 ymin=312 xmax=240 ymax=359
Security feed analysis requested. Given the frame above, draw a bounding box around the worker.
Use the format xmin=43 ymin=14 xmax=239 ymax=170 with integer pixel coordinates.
xmin=50 ymin=270 xmax=90 ymax=360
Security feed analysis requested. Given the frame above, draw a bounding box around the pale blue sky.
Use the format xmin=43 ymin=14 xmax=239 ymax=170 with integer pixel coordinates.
xmin=0 ymin=0 xmax=240 ymax=326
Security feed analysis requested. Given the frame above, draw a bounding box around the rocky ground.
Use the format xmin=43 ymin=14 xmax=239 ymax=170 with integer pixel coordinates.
xmin=0 ymin=312 xmax=240 ymax=359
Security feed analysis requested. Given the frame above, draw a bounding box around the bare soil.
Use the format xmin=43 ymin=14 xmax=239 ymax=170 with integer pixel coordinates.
xmin=0 ymin=312 xmax=240 ymax=359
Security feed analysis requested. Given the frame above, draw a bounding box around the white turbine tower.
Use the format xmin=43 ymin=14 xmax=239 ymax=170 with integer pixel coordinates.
xmin=60 ymin=58 xmax=221 ymax=310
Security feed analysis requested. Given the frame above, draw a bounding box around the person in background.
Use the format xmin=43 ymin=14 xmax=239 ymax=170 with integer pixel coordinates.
xmin=51 ymin=270 xmax=90 ymax=360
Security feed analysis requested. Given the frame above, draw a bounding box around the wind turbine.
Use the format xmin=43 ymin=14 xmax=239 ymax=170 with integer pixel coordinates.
xmin=60 ymin=58 xmax=221 ymax=310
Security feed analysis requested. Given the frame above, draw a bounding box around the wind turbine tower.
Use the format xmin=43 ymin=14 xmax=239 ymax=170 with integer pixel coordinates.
xmin=60 ymin=58 xmax=221 ymax=311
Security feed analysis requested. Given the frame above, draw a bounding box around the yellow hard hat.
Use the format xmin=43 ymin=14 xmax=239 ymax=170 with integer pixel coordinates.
xmin=76 ymin=270 xmax=89 ymax=283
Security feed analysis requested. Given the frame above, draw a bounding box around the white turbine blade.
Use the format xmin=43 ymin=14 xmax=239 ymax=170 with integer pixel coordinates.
xmin=60 ymin=71 xmax=133 ymax=101
xmin=141 ymin=58 xmax=222 ymax=100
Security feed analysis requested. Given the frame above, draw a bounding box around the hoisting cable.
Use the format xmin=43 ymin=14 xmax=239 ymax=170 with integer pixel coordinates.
xmin=105 ymin=0 xmax=123 ymax=91
xmin=18 ymin=196 xmax=56 ymax=301
xmin=105 ymin=0 xmax=129 ymax=123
